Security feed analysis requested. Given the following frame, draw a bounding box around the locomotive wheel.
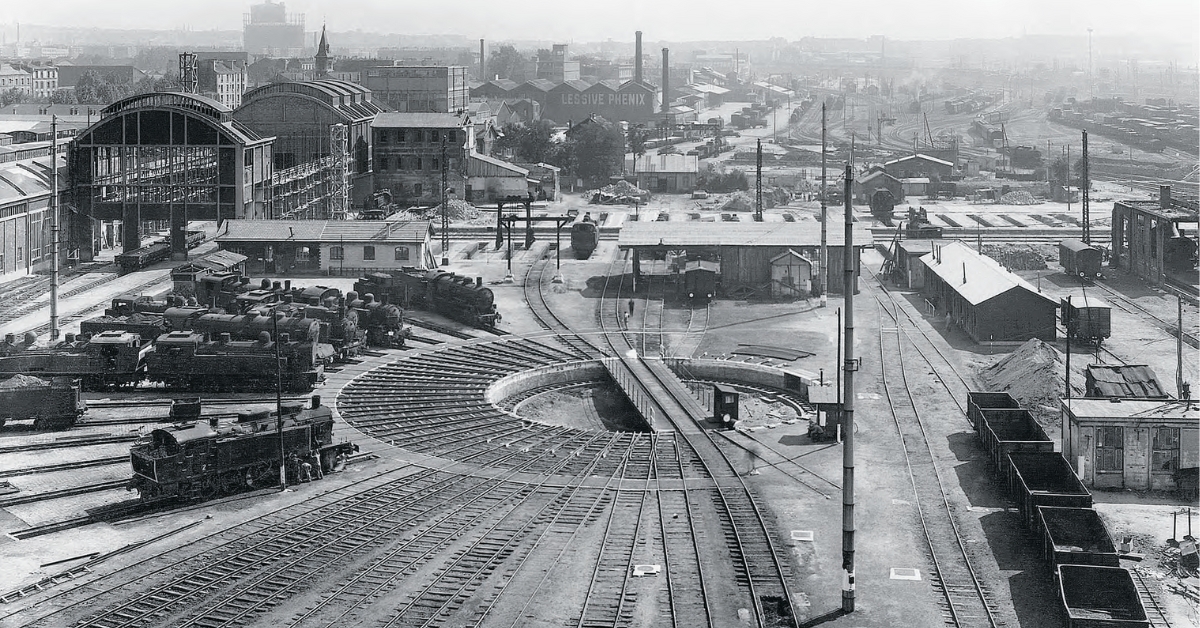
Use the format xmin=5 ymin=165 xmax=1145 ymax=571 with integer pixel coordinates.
xmin=200 ymin=478 xmax=219 ymax=500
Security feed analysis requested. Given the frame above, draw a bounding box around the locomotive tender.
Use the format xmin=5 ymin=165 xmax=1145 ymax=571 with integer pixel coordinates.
xmin=0 ymin=375 xmax=86 ymax=429
xmin=129 ymin=396 xmax=357 ymax=502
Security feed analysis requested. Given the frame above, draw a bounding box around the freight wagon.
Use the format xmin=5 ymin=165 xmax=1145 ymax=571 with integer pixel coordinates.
xmin=1061 ymin=297 xmax=1112 ymax=345
xmin=1007 ymin=452 xmax=1094 ymax=529
xmin=966 ymin=391 xmax=1021 ymax=436
xmin=0 ymin=375 xmax=86 ymax=429
xmin=978 ymin=406 xmax=1055 ymax=476
xmin=1038 ymin=506 xmax=1120 ymax=569
xmin=1056 ymin=565 xmax=1149 ymax=628
xmin=1059 ymin=239 xmax=1104 ymax=281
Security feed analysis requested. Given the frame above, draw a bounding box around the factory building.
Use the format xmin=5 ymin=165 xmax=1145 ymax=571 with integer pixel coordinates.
xmin=243 ymin=0 xmax=306 ymax=57
xmin=1062 ymin=398 xmax=1198 ymax=492
xmin=918 ymin=241 xmax=1057 ymax=343
xmin=535 ymin=45 xmax=580 ymax=83
xmin=626 ymin=153 xmax=699 ymax=193
xmin=469 ymin=78 xmax=658 ymax=125
xmin=363 ymin=65 xmax=469 ymax=114
xmin=0 ymin=151 xmax=63 ymax=279
xmin=1110 ymin=186 xmax=1199 ymax=288
xmin=618 ymin=221 xmax=872 ymax=297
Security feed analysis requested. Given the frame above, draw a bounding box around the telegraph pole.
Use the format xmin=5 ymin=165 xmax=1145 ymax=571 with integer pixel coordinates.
xmin=1081 ymin=130 xmax=1090 ymax=244
xmin=440 ymin=138 xmax=450 ymax=266
xmin=755 ymin=139 xmax=763 ymax=222
xmin=841 ymin=163 xmax=856 ymax=613
xmin=274 ymin=312 xmax=287 ymax=491
xmin=820 ymin=104 xmax=828 ymax=306
xmin=50 ymin=115 xmax=60 ymax=341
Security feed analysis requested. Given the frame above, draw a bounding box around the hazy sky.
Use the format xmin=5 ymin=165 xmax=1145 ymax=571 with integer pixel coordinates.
xmin=5 ymin=0 xmax=1199 ymax=44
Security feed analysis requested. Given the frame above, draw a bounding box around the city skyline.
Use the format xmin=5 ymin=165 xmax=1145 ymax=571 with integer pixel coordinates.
xmin=2 ymin=0 xmax=1198 ymax=47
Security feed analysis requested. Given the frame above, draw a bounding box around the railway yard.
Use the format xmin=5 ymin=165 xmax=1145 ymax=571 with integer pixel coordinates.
xmin=0 ymin=99 xmax=1198 ymax=628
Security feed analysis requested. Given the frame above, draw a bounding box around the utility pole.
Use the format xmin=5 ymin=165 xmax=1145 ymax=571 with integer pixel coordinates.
xmin=1065 ymin=296 xmax=1072 ymax=403
xmin=1179 ymin=295 xmax=1186 ymax=399
xmin=1081 ymin=130 xmax=1090 ymax=244
xmin=841 ymin=163 xmax=857 ymax=613
xmin=50 ymin=115 xmax=60 ymax=341
xmin=440 ymin=138 xmax=449 ymax=266
xmin=1065 ymin=144 xmax=1072 ymax=217
xmin=755 ymin=139 xmax=763 ymax=222
xmin=820 ymin=104 xmax=828 ymax=306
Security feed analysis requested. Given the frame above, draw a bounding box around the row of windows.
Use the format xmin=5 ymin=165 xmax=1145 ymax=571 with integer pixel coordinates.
xmin=377 ymin=129 xmax=457 ymax=145
xmin=376 ymin=156 xmax=455 ymax=172
xmin=328 ymin=245 xmax=410 ymax=261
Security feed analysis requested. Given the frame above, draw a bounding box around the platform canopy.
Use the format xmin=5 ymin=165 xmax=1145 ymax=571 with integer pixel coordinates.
xmin=617 ymin=221 xmax=873 ymax=252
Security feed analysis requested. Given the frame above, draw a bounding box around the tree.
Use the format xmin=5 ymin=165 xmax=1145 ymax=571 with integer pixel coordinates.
xmin=559 ymin=123 xmax=625 ymax=186
xmin=47 ymin=89 xmax=77 ymax=105
xmin=1 ymin=88 xmax=27 ymax=107
xmin=627 ymin=124 xmax=648 ymax=161
xmin=495 ymin=120 xmax=556 ymax=163
xmin=1049 ymin=155 xmax=1086 ymax=187
xmin=486 ymin=45 xmax=526 ymax=81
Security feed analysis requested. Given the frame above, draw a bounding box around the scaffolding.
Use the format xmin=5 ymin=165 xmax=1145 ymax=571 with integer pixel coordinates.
xmin=329 ymin=123 xmax=349 ymax=221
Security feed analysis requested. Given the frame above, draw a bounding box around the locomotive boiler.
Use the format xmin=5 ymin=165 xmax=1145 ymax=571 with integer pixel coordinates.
xmin=128 ymin=395 xmax=358 ymax=502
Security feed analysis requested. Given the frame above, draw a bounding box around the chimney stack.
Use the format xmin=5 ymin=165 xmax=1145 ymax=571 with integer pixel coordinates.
xmin=661 ymin=48 xmax=669 ymax=113
xmin=1160 ymin=184 xmax=1171 ymax=209
xmin=635 ymin=31 xmax=643 ymax=84
xmin=479 ymin=39 xmax=485 ymax=80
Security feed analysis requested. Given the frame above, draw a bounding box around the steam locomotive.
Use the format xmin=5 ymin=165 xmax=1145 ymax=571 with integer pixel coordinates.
xmin=354 ymin=268 xmax=501 ymax=329
xmin=146 ymin=330 xmax=324 ymax=392
xmin=115 ymin=230 xmax=206 ymax=274
xmin=570 ymin=212 xmax=598 ymax=259
xmin=128 ymin=395 xmax=358 ymax=502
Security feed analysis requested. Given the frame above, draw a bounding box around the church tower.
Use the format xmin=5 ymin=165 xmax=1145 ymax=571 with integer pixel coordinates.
xmin=314 ymin=24 xmax=331 ymax=78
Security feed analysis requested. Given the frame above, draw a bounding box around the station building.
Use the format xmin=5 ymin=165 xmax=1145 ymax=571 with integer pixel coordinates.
xmin=215 ymin=218 xmax=432 ymax=276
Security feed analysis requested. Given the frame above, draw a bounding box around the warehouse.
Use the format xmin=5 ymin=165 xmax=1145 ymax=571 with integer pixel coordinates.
xmin=617 ymin=221 xmax=872 ymax=296
xmin=919 ymin=241 xmax=1057 ymax=343
xmin=627 ymin=154 xmax=699 ymax=193
xmin=0 ymin=152 xmax=62 ymax=279
xmin=1062 ymin=397 xmax=1199 ymax=491
xmin=216 ymin=219 xmax=432 ymax=276
xmin=883 ymin=153 xmax=954 ymax=179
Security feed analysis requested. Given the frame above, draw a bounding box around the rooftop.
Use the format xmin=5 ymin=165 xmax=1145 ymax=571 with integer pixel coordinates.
xmin=884 ymin=153 xmax=955 ymax=168
xmin=919 ymin=241 xmax=1056 ymax=306
xmin=619 ymin=221 xmax=874 ymax=249
xmin=371 ymin=112 xmax=468 ymax=129
xmin=216 ymin=219 xmax=432 ymax=243
xmin=1064 ymin=398 xmax=1198 ymax=422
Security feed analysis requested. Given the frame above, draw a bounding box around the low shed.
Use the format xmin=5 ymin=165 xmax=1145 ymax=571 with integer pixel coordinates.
xmin=769 ymin=249 xmax=813 ymax=298
xmin=1062 ymin=398 xmax=1200 ymax=491
xmin=919 ymin=241 xmax=1057 ymax=343
xmin=216 ymin=219 xmax=432 ymax=276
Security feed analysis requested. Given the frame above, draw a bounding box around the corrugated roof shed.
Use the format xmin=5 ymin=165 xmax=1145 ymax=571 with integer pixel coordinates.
xmin=919 ymin=241 xmax=1055 ymax=306
xmin=1085 ymin=364 xmax=1169 ymax=398
xmin=619 ymin=221 xmax=874 ymax=249
xmin=217 ymin=220 xmax=431 ymax=243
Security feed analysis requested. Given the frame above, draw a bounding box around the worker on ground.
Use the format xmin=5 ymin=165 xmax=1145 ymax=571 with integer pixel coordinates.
xmin=300 ymin=458 xmax=313 ymax=483
xmin=627 ymin=298 xmax=635 ymax=317
xmin=944 ymin=311 xmax=953 ymax=332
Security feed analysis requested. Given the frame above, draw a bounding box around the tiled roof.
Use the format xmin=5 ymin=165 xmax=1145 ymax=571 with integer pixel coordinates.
xmin=919 ymin=241 xmax=1055 ymax=306
xmin=216 ymin=220 xmax=431 ymax=243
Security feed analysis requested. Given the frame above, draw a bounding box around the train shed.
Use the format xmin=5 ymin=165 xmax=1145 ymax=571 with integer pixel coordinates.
xmin=617 ymin=221 xmax=873 ymax=297
xmin=919 ymin=241 xmax=1057 ymax=343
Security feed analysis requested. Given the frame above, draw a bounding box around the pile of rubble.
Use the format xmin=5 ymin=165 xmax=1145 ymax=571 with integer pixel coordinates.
xmin=429 ymin=199 xmax=482 ymax=221
xmin=999 ymin=190 xmax=1039 ymax=205
xmin=981 ymin=243 xmax=1053 ymax=271
xmin=979 ymin=338 xmax=1066 ymax=426
xmin=718 ymin=192 xmax=754 ymax=212
xmin=590 ymin=180 xmax=651 ymax=205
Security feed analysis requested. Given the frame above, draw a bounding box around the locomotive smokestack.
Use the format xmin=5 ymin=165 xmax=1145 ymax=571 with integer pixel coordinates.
xmin=635 ymin=31 xmax=643 ymax=84
xmin=661 ymin=48 xmax=669 ymax=113
xmin=1160 ymin=185 xmax=1171 ymax=209
xmin=312 ymin=394 xmax=321 ymax=409
xmin=476 ymin=276 xmax=483 ymax=287
xmin=284 ymin=279 xmax=291 ymax=291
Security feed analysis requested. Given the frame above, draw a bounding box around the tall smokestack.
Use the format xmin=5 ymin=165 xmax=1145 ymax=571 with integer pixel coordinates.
xmin=661 ymin=48 xmax=669 ymax=113
xmin=479 ymin=39 xmax=485 ymax=80
xmin=635 ymin=31 xmax=643 ymax=84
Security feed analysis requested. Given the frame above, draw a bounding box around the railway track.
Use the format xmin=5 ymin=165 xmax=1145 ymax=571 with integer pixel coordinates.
xmin=1092 ymin=279 xmax=1199 ymax=350
xmin=521 ymin=257 xmax=605 ymax=360
xmin=670 ymin=301 xmax=711 ymax=358
xmin=877 ymin=299 xmax=1000 ymax=628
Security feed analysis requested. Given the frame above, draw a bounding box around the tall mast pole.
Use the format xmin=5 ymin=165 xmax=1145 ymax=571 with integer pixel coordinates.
xmin=841 ymin=163 xmax=856 ymax=613
xmin=50 ymin=115 xmax=60 ymax=341
xmin=1081 ymin=130 xmax=1090 ymax=244
xmin=275 ymin=312 xmax=287 ymax=491
xmin=820 ymin=103 xmax=828 ymax=306
xmin=441 ymin=137 xmax=449 ymax=266
xmin=755 ymin=139 xmax=763 ymax=222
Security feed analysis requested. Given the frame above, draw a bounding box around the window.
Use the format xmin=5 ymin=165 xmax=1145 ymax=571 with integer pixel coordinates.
xmin=432 ymin=157 xmax=440 ymax=171
xmin=414 ymin=183 xmax=423 ymax=196
xmin=430 ymin=130 xmax=440 ymax=143
xmin=296 ymin=246 xmax=311 ymax=261
xmin=447 ymin=130 xmax=456 ymax=143
xmin=415 ymin=158 xmax=423 ymax=171
xmin=363 ymin=245 xmax=376 ymax=261
xmin=329 ymin=246 xmax=344 ymax=261
xmin=394 ymin=246 xmax=409 ymax=261
xmin=1095 ymin=426 xmax=1124 ymax=472
xmin=378 ymin=156 xmax=389 ymax=171
xmin=1152 ymin=427 xmax=1180 ymax=474
xmin=379 ymin=130 xmax=388 ymax=144
xmin=397 ymin=130 xmax=406 ymax=142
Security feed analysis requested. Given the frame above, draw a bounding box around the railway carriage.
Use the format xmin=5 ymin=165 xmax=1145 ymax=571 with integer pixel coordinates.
xmin=1059 ymin=239 xmax=1104 ymax=281
xmin=128 ymin=396 xmax=357 ymax=502
xmin=1060 ymin=297 xmax=1112 ymax=345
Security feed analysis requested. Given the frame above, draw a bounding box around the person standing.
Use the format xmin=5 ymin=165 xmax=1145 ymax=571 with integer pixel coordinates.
xmin=627 ymin=298 xmax=635 ymax=317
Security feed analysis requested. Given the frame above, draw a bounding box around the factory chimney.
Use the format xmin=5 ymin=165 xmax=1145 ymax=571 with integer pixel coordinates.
xmin=661 ymin=48 xmax=669 ymax=113
xmin=635 ymin=31 xmax=643 ymax=84
xmin=479 ymin=39 xmax=485 ymax=80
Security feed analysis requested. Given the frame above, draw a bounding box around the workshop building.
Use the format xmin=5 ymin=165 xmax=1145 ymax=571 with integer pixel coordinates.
xmin=919 ymin=241 xmax=1057 ymax=343
xmin=627 ymin=153 xmax=699 ymax=193
xmin=883 ymin=153 xmax=954 ymax=179
xmin=1062 ymin=398 xmax=1199 ymax=491
xmin=1110 ymin=185 xmax=1198 ymax=288
xmin=768 ymin=249 xmax=813 ymax=298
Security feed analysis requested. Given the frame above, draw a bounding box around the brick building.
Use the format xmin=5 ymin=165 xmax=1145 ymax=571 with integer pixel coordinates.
xmin=363 ymin=65 xmax=469 ymax=114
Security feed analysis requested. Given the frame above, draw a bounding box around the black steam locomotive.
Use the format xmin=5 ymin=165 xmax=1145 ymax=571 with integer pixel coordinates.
xmin=570 ymin=212 xmax=598 ymax=259
xmin=146 ymin=330 xmax=324 ymax=392
xmin=115 ymin=230 xmax=206 ymax=274
xmin=0 ymin=330 xmax=150 ymax=389
xmin=346 ymin=292 xmax=408 ymax=348
xmin=354 ymin=268 xmax=501 ymax=329
xmin=128 ymin=395 xmax=357 ymax=502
